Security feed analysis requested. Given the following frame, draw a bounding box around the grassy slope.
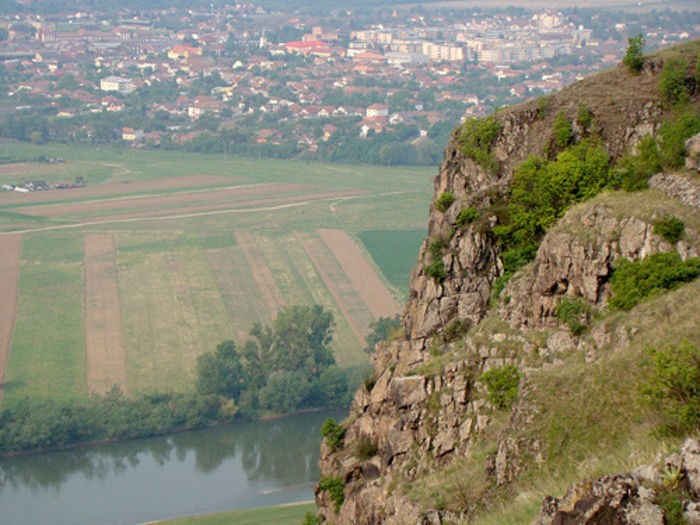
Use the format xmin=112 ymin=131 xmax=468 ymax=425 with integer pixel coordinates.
xmin=156 ymin=502 xmax=316 ymax=525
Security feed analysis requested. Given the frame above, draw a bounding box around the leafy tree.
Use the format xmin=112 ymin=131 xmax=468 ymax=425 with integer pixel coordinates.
xmin=553 ymin=111 xmax=572 ymax=148
xmin=195 ymin=340 xmax=247 ymax=399
xmin=623 ymin=33 xmax=645 ymax=73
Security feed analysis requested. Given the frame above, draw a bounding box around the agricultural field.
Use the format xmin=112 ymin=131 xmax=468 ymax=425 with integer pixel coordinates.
xmin=0 ymin=141 xmax=432 ymax=405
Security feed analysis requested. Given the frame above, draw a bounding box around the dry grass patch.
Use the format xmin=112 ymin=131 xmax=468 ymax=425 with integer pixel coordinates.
xmin=0 ymin=233 xmax=21 ymax=404
xmin=84 ymin=233 xmax=128 ymax=395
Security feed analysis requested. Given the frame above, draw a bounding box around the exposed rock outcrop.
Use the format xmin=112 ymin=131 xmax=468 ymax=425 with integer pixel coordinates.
xmin=531 ymin=438 xmax=700 ymax=525
xmin=316 ymin=47 xmax=700 ymax=525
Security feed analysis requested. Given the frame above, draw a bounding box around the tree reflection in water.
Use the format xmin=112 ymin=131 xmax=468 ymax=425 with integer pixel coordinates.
xmin=0 ymin=410 xmax=344 ymax=494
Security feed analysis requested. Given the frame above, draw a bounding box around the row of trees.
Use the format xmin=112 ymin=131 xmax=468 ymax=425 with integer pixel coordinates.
xmin=0 ymin=305 xmax=356 ymax=455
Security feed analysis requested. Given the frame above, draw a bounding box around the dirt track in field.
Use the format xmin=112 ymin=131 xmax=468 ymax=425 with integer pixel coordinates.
xmin=318 ymin=229 xmax=401 ymax=319
xmin=294 ymin=231 xmax=368 ymax=347
xmin=234 ymin=231 xmax=285 ymax=315
xmin=18 ymin=182 xmax=324 ymax=217
xmin=84 ymin=233 xmax=128 ymax=395
xmin=0 ymin=234 xmax=21 ymax=404
xmin=0 ymin=174 xmax=239 ymax=205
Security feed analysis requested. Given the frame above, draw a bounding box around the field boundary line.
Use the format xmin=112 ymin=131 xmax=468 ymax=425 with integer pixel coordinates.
xmin=0 ymin=233 xmax=21 ymax=404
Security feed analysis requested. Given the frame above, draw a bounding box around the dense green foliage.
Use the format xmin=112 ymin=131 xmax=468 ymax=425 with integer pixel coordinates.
xmin=658 ymin=57 xmax=690 ymax=105
xmin=642 ymin=341 xmax=700 ymax=435
xmin=436 ymin=191 xmax=456 ymax=213
xmin=610 ymin=253 xmax=700 ymax=310
xmin=456 ymin=206 xmax=480 ymax=227
xmin=196 ymin=305 xmax=351 ymax=415
xmin=490 ymin=140 xmax=610 ymax=288
xmin=196 ymin=340 xmax=247 ymax=399
xmin=423 ymin=238 xmax=447 ymax=282
xmin=622 ymin=33 xmax=645 ymax=73
xmin=364 ymin=315 xmax=401 ymax=354
xmin=0 ymin=388 xmax=221 ymax=455
xmin=457 ymin=116 xmax=502 ymax=174
xmin=0 ymin=304 xmax=352 ymax=455
xmin=556 ymin=297 xmax=593 ymax=335
xmin=653 ymin=215 xmax=685 ymax=244
xmin=321 ymin=417 xmax=345 ymax=451
xmin=479 ymin=365 xmax=521 ymax=409
xmin=553 ymin=111 xmax=573 ymax=149
xmin=318 ymin=476 xmax=345 ymax=512
xmin=658 ymin=112 xmax=700 ymax=168
xmin=610 ymin=135 xmax=662 ymax=191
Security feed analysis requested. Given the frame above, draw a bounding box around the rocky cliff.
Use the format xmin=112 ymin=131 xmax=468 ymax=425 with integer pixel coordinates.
xmin=316 ymin=42 xmax=700 ymax=524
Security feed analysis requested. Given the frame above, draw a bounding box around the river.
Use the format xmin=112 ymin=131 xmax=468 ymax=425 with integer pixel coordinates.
xmin=0 ymin=409 xmax=345 ymax=524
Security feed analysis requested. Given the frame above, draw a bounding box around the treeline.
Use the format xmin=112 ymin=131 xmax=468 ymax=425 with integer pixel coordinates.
xmin=0 ymin=305 xmax=358 ymax=456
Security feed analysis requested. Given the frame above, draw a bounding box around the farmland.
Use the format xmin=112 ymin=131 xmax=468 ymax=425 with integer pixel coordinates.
xmin=0 ymin=142 xmax=432 ymax=404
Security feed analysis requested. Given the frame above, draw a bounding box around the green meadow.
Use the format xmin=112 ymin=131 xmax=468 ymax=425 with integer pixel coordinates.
xmin=0 ymin=142 xmax=432 ymax=403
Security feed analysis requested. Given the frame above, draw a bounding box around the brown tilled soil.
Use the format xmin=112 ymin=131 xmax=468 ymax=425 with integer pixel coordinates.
xmin=0 ymin=174 xmax=239 ymax=205
xmin=0 ymin=234 xmax=21 ymax=404
xmin=318 ymin=229 xmax=402 ymax=319
xmin=234 ymin=231 xmax=286 ymax=314
xmin=294 ymin=231 xmax=368 ymax=347
xmin=19 ymin=182 xmax=322 ymax=217
xmin=84 ymin=233 xmax=128 ymax=395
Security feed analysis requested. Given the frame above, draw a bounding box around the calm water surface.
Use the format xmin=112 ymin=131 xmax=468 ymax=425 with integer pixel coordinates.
xmin=0 ymin=409 xmax=345 ymax=525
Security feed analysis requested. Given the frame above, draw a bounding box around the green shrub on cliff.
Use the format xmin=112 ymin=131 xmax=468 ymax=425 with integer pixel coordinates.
xmin=642 ymin=340 xmax=700 ymax=435
xmin=480 ymin=364 xmax=521 ymax=409
xmin=318 ymin=476 xmax=345 ymax=512
xmin=458 ymin=116 xmax=502 ymax=174
xmin=610 ymin=252 xmax=700 ymax=310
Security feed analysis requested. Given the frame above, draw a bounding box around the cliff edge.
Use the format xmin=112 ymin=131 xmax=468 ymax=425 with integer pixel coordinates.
xmin=316 ymin=41 xmax=700 ymax=525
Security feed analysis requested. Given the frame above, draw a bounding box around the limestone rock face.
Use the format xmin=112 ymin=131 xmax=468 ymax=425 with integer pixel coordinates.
xmin=685 ymin=132 xmax=700 ymax=172
xmin=531 ymin=439 xmax=700 ymax=525
xmin=315 ymin=54 xmax=700 ymax=525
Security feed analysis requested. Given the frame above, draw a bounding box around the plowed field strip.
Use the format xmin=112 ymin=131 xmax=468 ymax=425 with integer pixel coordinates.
xmin=84 ymin=233 xmax=128 ymax=395
xmin=294 ymin=231 xmax=367 ymax=347
xmin=18 ymin=183 xmax=323 ymax=217
xmin=235 ymin=231 xmax=285 ymax=314
xmin=0 ymin=174 xmax=239 ymax=205
xmin=0 ymin=234 xmax=21 ymax=404
xmin=318 ymin=229 xmax=401 ymax=319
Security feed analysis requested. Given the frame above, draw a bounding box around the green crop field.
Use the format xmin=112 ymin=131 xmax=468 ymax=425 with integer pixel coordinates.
xmin=358 ymin=230 xmax=426 ymax=295
xmin=0 ymin=142 xmax=433 ymax=403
